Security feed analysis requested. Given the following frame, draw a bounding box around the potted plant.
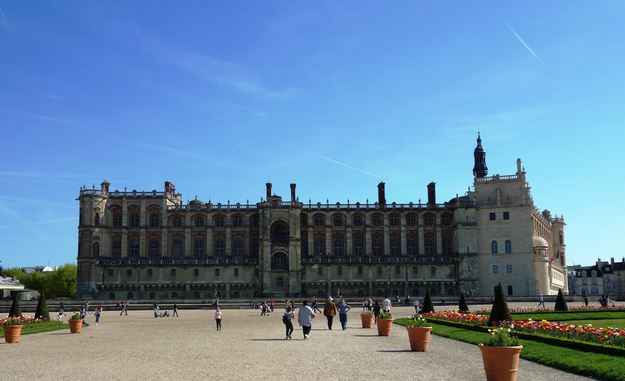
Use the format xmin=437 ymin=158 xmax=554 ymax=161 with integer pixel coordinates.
xmin=69 ymin=313 xmax=83 ymax=334
xmin=479 ymin=325 xmax=522 ymax=381
xmin=405 ymin=314 xmax=432 ymax=351
xmin=360 ymin=311 xmax=375 ymax=328
xmin=377 ymin=310 xmax=393 ymax=336
xmin=3 ymin=318 xmax=23 ymax=344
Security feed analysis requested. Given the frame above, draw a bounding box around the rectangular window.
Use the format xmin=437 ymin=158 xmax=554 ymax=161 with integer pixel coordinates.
xmin=107 ymin=269 xmax=113 ymax=277
xmin=377 ymin=266 xmax=382 ymax=275
xmin=395 ymin=265 xmax=400 ymax=275
xmin=317 ymin=267 xmax=323 ymax=276
xmin=171 ymin=268 xmax=176 ymax=277
xmin=492 ymin=265 xmax=498 ymax=274
xmin=194 ymin=268 xmax=199 ymax=277
xmin=506 ymin=264 xmax=512 ymax=273
xmin=412 ymin=266 xmax=418 ymax=274
xmin=147 ymin=269 xmax=153 ymax=277
xmin=503 ymin=211 xmax=510 ymax=220
xmin=126 ymin=269 xmax=132 ymax=277
xmin=489 ymin=212 xmax=496 ymax=221
xmin=357 ymin=266 xmax=363 ymax=275
xmin=215 ymin=268 xmax=220 ymax=277
xmin=430 ymin=266 xmax=436 ymax=276
xmin=234 ymin=268 xmax=239 ymax=277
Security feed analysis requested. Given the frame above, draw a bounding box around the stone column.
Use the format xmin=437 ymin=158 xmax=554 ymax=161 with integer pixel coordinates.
xmin=226 ymin=226 xmax=232 ymax=256
xmin=418 ymin=226 xmax=425 ymax=255
xmin=307 ymin=226 xmax=313 ymax=256
xmin=140 ymin=229 xmax=146 ymax=257
xmin=206 ymin=226 xmax=213 ymax=256
xmin=140 ymin=199 xmax=146 ymax=226
xmin=346 ymin=227 xmax=353 ymax=256
xmin=383 ymin=218 xmax=390 ymax=256
xmin=325 ymin=225 xmax=331 ymax=256
xmin=184 ymin=228 xmax=191 ymax=257
xmin=161 ymin=229 xmax=168 ymax=257
xmin=436 ymin=226 xmax=442 ymax=255
xmin=121 ymin=231 xmax=128 ymax=258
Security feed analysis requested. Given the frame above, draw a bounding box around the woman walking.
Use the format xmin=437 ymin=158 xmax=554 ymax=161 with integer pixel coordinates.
xmin=372 ymin=301 xmax=381 ymax=323
xmin=94 ymin=305 xmax=102 ymax=326
xmin=283 ymin=307 xmax=295 ymax=339
xmin=215 ymin=306 xmax=222 ymax=331
xmin=323 ymin=297 xmax=337 ymax=330
xmin=337 ymin=299 xmax=350 ymax=330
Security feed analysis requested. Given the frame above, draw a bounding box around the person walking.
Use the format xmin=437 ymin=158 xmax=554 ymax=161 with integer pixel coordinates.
xmin=382 ymin=296 xmax=392 ymax=312
xmin=337 ymin=299 xmax=350 ymax=330
xmin=283 ymin=307 xmax=295 ymax=339
xmin=372 ymin=301 xmax=381 ymax=323
xmin=80 ymin=304 xmax=90 ymax=327
xmin=298 ymin=300 xmax=316 ymax=340
xmin=173 ymin=303 xmax=179 ymax=317
xmin=537 ymin=294 xmax=545 ymax=308
xmin=120 ymin=301 xmax=128 ymax=316
xmin=94 ymin=305 xmax=102 ymax=326
xmin=57 ymin=302 xmax=65 ymax=322
xmin=413 ymin=298 xmax=420 ymax=314
xmin=153 ymin=304 xmax=159 ymax=318
xmin=323 ymin=297 xmax=337 ymax=330
xmin=215 ymin=306 xmax=222 ymax=331
xmin=311 ymin=296 xmax=321 ymax=314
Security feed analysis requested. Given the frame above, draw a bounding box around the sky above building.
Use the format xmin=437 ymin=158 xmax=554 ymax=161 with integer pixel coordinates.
xmin=0 ymin=1 xmax=624 ymax=268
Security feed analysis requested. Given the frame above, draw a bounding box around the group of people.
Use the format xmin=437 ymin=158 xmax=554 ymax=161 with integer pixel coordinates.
xmin=152 ymin=303 xmax=179 ymax=318
xmin=56 ymin=302 xmax=103 ymax=326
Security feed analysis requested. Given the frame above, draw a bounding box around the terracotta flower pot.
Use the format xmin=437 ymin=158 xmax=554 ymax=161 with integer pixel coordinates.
xmin=406 ymin=326 xmax=432 ymax=351
xmin=479 ymin=345 xmax=523 ymax=381
xmin=3 ymin=325 xmax=23 ymax=344
xmin=361 ymin=314 xmax=374 ymax=328
xmin=69 ymin=319 xmax=83 ymax=334
xmin=377 ymin=318 xmax=393 ymax=336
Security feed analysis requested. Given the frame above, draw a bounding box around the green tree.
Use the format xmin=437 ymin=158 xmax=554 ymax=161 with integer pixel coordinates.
xmin=421 ymin=288 xmax=435 ymax=314
xmin=24 ymin=271 xmax=52 ymax=297
xmin=458 ymin=293 xmax=469 ymax=312
xmin=34 ymin=292 xmax=50 ymax=321
xmin=488 ymin=283 xmax=511 ymax=325
xmin=554 ymin=288 xmax=568 ymax=311
xmin=1 ymin=267 xmax=26 ymax=283
xmin=9 ymin=294 xmax=22 ymax=317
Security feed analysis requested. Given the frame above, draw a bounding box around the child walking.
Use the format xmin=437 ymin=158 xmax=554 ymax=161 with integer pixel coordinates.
xmin=215 ymin=306 xmax=222 ymax=331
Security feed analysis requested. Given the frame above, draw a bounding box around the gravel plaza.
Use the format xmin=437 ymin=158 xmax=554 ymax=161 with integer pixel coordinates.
xmin=1 ymin=305 xmax=592 ymax=381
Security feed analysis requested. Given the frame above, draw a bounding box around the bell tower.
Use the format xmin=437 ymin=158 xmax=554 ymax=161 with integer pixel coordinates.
xmin=473 ymin=132 xmax=488 ymax=178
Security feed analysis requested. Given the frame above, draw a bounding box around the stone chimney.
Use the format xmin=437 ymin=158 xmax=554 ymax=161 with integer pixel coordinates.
xmin=427 ymin=182 xmax=436 ymax=206
xmin=266 ymin=182 xmax=272 ymax=200
xmin=164 ymin=181 xmax=175 ymax=194
xmin=377 ymin=182 xmax=386 ymax=206
xmin=290 ymin=183 xmax=296 ymax=202
xmin=100 ymin=180 xmax=110 ymax=194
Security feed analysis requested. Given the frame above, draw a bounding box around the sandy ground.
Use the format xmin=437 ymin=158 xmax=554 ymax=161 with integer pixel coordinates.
xmin=1 ymin=305 xmax=592 ymax=381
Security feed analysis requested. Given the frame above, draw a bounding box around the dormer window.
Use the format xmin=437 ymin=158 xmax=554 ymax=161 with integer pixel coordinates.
xmin=591 ymin=270 xmax=597 ymax=277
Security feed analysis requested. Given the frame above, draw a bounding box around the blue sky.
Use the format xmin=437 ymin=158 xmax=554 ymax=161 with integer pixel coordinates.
xmin=0 ymin=1 xmax=624 ymax=268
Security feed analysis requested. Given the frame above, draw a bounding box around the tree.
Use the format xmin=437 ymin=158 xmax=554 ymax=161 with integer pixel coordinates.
xmin=554 ymin=288 xmax=568 ymax=311
xmin=0 ymin=267 xmax=26 ymax=283
xmin=421 ymin=288 xmax=435 ymax=314
xmin=488 ymin=283 xmax=511 ymax=325
xmin=458 ymin=293 xmax=469 ymax=312
xmin=35 ymin=292 xmax=50 ymax=321
xmin=9 ymin=294 xmax=22 ymax=317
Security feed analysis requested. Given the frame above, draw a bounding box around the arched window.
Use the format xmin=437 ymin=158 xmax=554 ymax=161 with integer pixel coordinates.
xmin=92 ymin=242 xmax=100 ymax=257
xmin=214 ymin=240 xmax=225 ymax=257
xmin=127 ymin=292 xmax=134 ymax=299
xmin=149 ymin=239 xmax=159 ymax=257
xmin=442 ymin=235 xmax=452 ymax=255
xmin=333 ymin=214 xmax=343 ymax=227
xmin=352 ymin=214 xmax=363 ymax=227
xmin=194 ymin=239 xmax=204 ymax=257
xmin=372 ymin=214 xmax=383 ymax=227
xmin=277 ymin=277 xmax=284 ymax=288
xmin=194 ymin=216 xmax=205 ymax=227
xmin=251 ymin=214 xmax=259 ymax=227
xmin=491 ymin=240 xmax=498 ymax=254
xmin=272 ymin=253 xmax=288 ymax=270
xmin=389 ymin=213 xmax=400 ymax=226
xmin=111 ymin=207 xmax=122 ymax=227
xmin=171 ymin=292 xmax=178 ymax=299
xmin=314 ymin=214 xmax=325 ymax=227
xmin=271 ymin=221 xmax=289 ymax=246
xmin=214 ymin=215 xmax=225 ymax=228
xmin=251 ymin=238 xmax=259 ymax=257
xmin=94 ymin=212 xmax=100 ymax=227
xmin=172 ymin=239 xmax=183 ymax=257
xmin=149 ymin=211 xmax=159 ymax=228
xmin=407 ymin=238 xmax=417 ymax=256
xmin=129 ymin=239 xmax=139 ymax=257
xmin=333 ymin=238 xmax=344 ymax=256
xmin=505 ymin=240 xmax=512 ymax=254
xmin=424 ymin=233 xmax=434 ymax=255
xmin=441 ymin=213 xmax=452 ymax=226
xmin=300 ymin=214 xmax=308 ymax=227
xmin=233 ymin=291 xmax=240 ymax=298
xmin=129 ymin=207 xmax=140 ymax=228
xmin=390 ymin=237 xmax=400 ymax=256
xmin=172 ymin=216 xmax=183 ymax=228
xmin=149 ymin=292 xmax=156 ymax=299
xmin=373 ymin=238 xmax=382 ymax=256
xmin=109 ymin=292 xmax=115 ymax=300
xmin=424 ymin=213 xmax=434 ymax=226
xmin=406 ymin=213 xmax=416 ymax=226
xmin=559 ymin=232 xmax=564 ymax=245
xmin=232 ymin=214 xmax=243 ymax=227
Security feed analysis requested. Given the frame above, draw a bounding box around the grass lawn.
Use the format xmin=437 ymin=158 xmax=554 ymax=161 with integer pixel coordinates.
xmin=395 ymin=318 xmax=625 ymax=381
xmin=562 ymin=319 xmax=625 ymax=329
xmin=21 ymin=321 xmax=67 ymax=335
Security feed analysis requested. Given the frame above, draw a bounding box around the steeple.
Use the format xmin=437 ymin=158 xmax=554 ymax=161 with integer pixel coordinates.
xmin=473 ymin=132 xmax=488 ymax=178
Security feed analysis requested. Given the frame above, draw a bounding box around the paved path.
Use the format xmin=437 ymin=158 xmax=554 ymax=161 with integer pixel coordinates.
xmin=1 ymin=307 xmax=591 ymax=381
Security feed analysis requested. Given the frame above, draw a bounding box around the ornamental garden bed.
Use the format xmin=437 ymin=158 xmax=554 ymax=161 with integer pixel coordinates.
xmin=1 ymin=316 xmax=66 ymax=336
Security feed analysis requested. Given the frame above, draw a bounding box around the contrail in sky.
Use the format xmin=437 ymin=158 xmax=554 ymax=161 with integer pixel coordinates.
xmin=0 ymin=8 xmax=10 ymax=30
xmin=504 ymin=20 xmax=544 ymax=64
xmin=298 ymin=148 xmax=380 ymax=179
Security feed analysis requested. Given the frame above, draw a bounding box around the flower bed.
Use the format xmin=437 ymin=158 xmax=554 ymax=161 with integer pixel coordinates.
xmin=513 ymin=319 xmax=625 ymax=348
xmin=474 ymin=306 xmax=625 ymax=315
xmin=0 ymin=316 xmax=37 ymax=325
xmin=423 ymin=311 xmax=488 ymax=326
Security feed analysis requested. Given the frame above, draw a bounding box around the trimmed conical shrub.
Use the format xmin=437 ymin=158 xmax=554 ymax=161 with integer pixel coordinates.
xmin=421 ymin=288 xmax=435 ymax=314
xmin=9 ymin=294 xmax=22 ymax=317
xmin=35 ymin=292 xmax=50 ymax=320
xmin=488 ymin=283 xmax=511 ymax=325
xmin=554 ymin=289 xmax=568 ymax=311
xmin=458 ymin=293 xmax=469 ymax=312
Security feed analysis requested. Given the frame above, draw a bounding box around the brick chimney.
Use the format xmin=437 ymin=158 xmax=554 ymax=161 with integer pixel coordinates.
xmin=290 ymin=183 xmax=296 ymax=202
xmin=427 ymin=182 xmax=436 ymax=206
xmin=266 ymin=182 xmax=272 ymax=200
xmin=377 ymin=182 xmax=386 ymax=206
